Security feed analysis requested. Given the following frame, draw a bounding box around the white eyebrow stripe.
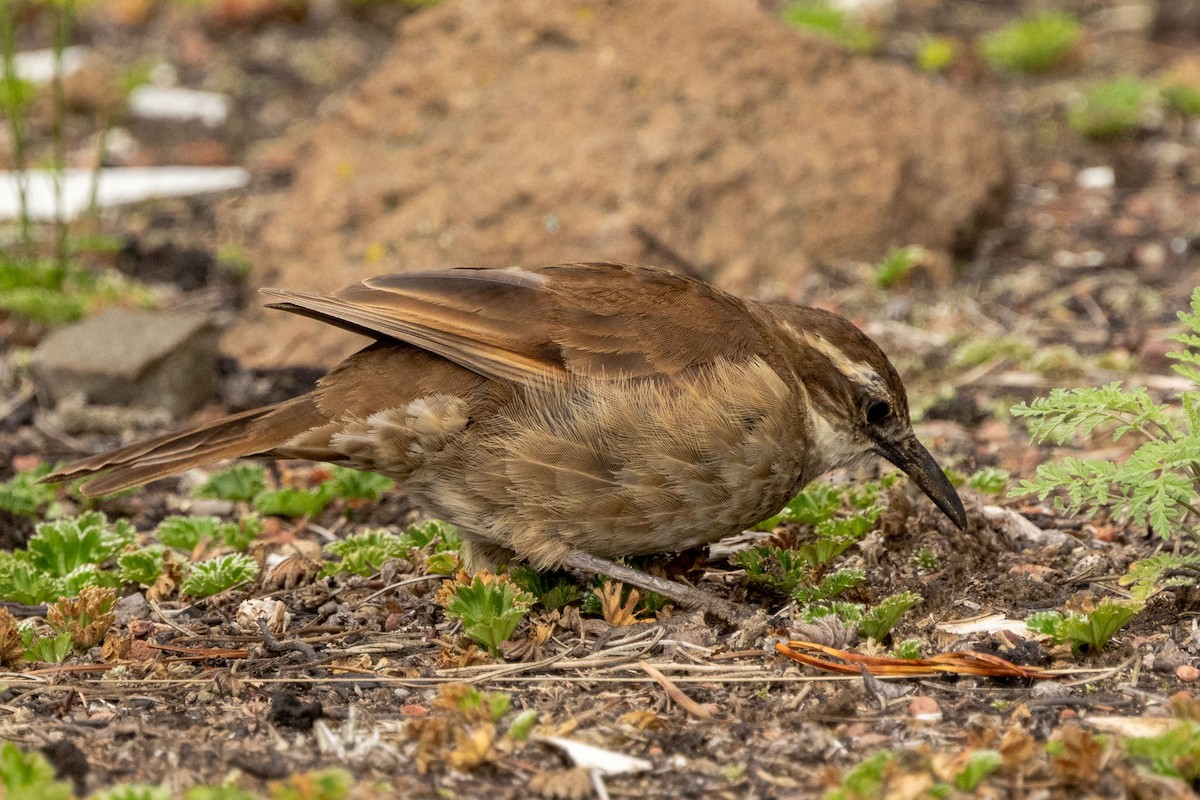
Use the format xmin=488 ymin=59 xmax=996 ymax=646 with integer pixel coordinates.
xmin=798 ymin=331 xmax=883 ymax=390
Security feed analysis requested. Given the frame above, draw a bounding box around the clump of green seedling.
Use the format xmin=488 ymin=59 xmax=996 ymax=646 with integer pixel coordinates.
xmin=436 ymin=572 xmax=534 ymax=656
xmin=1025 ymin=599 xmax=1139 ymax=655
xmin=0 ymin=742 xmax=75 ymax=799
xmin=0 ymin=511 xmax=132 ymax=603
xmin=0 ymin=463 xmax=60 ymax=517
xmin=180 ymin=553 xmax=259 ymax=598
xmin=740 ymin=478 xmax=921 ymax=641
xmin=1011 ymin=286 xmax=1200 ymax=542
xmin=980 ymin=11 xmax=1082 ymax=74
xmin=1124 ymin=720 xmax=1200 ymax=783
xmin=197 ymin=463 xmax=395 ymax=519
xmin=195 ymin=464 xmax=267 ymax=502
xmin=874 ymin=246 xmax=925 ymax=290
xmin=320 ymin=520 xmax=461 ymax=577
xmin=509 ymin=566 xmax=583 ymax=612
xmin=781 ymin=1 xmax=877 ymax=54
xmin=1068 ymin=76 xmax=1151 ymax=140
xmin=321 ymin=529 xmax=410 ymax=578
xmin=155 ymin=515 xmax=262 ymax=553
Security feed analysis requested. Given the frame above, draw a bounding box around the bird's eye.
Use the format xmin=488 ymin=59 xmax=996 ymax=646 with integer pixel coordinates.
xmin=866 ymin=400 xmax=891 ymax=425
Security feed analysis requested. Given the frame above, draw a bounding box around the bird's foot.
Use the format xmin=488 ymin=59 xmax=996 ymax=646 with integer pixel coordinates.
xmin=560 ymin=549 xmax=762 ymax=635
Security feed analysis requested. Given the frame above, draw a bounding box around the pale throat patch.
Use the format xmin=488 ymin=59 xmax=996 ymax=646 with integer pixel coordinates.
xmin=808 ymin=408 xmax=870 ymax=471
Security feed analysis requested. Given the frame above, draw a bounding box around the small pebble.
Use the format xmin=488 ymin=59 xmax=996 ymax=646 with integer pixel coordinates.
xmin=1076 ymin=166 xmax=1115 ymax=190
xmin=1177 ymin=665 xmax=1199 ymax=683
xmin=908 ymin=695 xmax=942 ymax=722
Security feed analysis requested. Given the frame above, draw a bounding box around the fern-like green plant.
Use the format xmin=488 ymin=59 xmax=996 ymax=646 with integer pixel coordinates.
xmin=1012 ymin=287 xmax=1200 ymax=540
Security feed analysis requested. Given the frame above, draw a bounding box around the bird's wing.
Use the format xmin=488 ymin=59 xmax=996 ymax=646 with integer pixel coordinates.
xmin=262 ymin=263 xmax=762 ymax=386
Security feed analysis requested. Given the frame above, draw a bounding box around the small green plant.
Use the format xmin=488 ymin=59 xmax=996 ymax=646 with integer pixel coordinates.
xmin=967 ymin=467 xmax=1008 ymax=495
xmin=26 ymin=512 xmax=134 ymax=577
xmin=155 ymin=515 xmax=260 ymax=553
xmin=117 ymin=545 xmax=166 ymax=587
xmin=195 ymin=464 xmax=267 ymax=502
xmin=267 ymin=768 xmax=353 ymax=800
xmin=328 ymin=466 xmax=394 ymax=502
xmin=825 ymin=750 xmax=892 ymax=800
xmin=781 ymin=1 xmax=877 ymax=54
xmin=858 ymin=591 xmax=923 ymax=642
xmin=0 ymin=464 xmax=60 ymax=517
xmin=1162 ymin=82 xmax=1200 ymax=117
xmin=952 ymin=334 xmax=1035 ymax=369
xmin=437 ymin=573 xmax=533 ymax=656
xmin=509 ymin=566 xmax=583 ymax=612
xmin=180 ymin=553 xmax=259 ymax=597
xmin=0 ymin=742 xmax=74 ymax=800
xmin=980 ymin=12 xmax=1082 ymax=74
xmin=909 ymin=547 xmax=940 ymax=572
xmin=916 ymin=36 xmax=958 ymax=73
xmin=955 ymin=750 xmax=1003 ymax=791
xmin=254 ymin=484 xmax=335 ymax=519
xmin=0 ymin=512 xmax=129 ymax=603
xmin=1026 ymin=599 xmax=1139 ymax=654
xmin=874 ymin=246 xmax=924 ymax=290
xmin=1069 ymin=77 xmax=1150 ymax=140
xmin=321 ymin=530 xmax=408 ymax=577
xmin=1124 ymin=720 xmax=1200 ymax=783
xmin=892 ymin=639 xmax=922 ymax=660
xmin=20 ymin=625 xmax=74 ymax=664
xmin=1012 ymin=288 xmax=1200 ymax=541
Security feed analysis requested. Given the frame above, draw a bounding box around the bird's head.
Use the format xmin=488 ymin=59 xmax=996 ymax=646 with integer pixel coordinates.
xmin=763 ymin=304 xmax=967 ymax=530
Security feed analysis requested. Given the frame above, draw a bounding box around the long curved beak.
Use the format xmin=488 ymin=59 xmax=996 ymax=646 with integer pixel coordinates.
xmin=874 ymin=436 xmax=967 ymax=529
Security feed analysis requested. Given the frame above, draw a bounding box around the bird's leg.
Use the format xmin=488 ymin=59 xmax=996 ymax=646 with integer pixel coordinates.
xmin=561 ymin=549 xmax=744 ymax=626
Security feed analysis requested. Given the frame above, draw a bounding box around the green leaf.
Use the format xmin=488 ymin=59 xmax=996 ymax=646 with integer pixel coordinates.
xmin=0 ymin=465 xmax=59 ymax=517
xmin=980 ymin=12 xmax=1082 ymax=74
xmin=0 ymin=742 xmax=74 ymax=800
xmin=1125 ymin=720 xmax=1200 ymax=782
xmin=955 ymin=749 xmax=1002 ymax=791
xmin=442 ymin=576 xmax=533 ymax=656
xmin=254 ymin=484 xmax=334 ymax=518
xmin=26 ymin=512 xmax=134 ymax=577
xmin=22 ymin=630 xmax=73 ymax=664
xmin=118 ymin=546 xmax=166 ymax=586
xmin=858 ymin=591 xmax=922 ymax=642
xmin=321 ymin=529 xmax=409 ymax=578
xmin=194 ymin=464 xmax=266 ymax=502
xmin=180 ymin=554 xmax=259 ymax=597
xmin=328 ymin=466 xmax=394 ymax=501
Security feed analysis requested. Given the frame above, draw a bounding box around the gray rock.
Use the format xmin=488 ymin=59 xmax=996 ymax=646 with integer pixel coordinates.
xmin=33 ymin=307 xmax=218 ymax=418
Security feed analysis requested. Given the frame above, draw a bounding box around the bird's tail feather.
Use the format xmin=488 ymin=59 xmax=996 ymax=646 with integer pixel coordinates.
xmin=42 ymin=395 xmax=326 ymax=497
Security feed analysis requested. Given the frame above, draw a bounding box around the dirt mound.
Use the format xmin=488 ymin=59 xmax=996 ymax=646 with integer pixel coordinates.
xmin=223 ymin=0 xmax=1012 ymax=368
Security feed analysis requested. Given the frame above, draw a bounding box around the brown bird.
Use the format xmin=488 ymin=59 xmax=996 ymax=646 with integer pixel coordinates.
xmin=45 ymin=263 xmax=966 ymax=617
